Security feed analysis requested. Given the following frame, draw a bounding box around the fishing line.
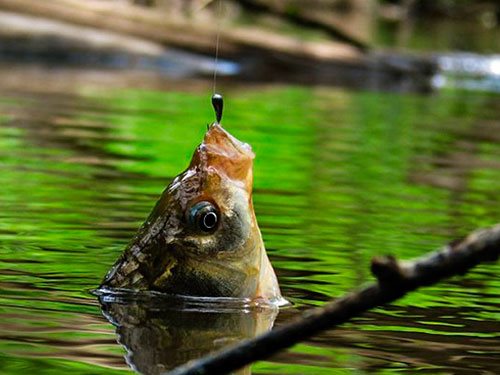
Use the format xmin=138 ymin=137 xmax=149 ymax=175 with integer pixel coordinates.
xmin=211 ymin=0 xmax=224 ymax=124
xmin=212 ymin=0 xmax=222 ymax=95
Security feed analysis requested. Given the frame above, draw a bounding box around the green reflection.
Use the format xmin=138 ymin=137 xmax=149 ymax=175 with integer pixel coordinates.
xmin=0 ymin=84 xmax=499 ymax=374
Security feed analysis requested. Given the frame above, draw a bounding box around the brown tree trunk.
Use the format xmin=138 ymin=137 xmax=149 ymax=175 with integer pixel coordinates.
xmin=0 ymin=0 xmax=360 ymax=60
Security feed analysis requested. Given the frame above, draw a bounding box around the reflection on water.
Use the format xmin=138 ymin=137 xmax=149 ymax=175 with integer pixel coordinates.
xmin=98 ymin=293 xmax=277 ymax=375
xmin=0 ymin=66 xmax=499 ymax=375
xmin=434 ymin=53 xmax=500 ymax=92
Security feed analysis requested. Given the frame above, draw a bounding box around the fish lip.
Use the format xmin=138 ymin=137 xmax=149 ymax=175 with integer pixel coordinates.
xmin=218 ymin=125 xmax=252 ymax=155
xmin=190 ymin=123 xmax=254 ymax=191
xmin=205 ymin=123 xmax=254 ymax=159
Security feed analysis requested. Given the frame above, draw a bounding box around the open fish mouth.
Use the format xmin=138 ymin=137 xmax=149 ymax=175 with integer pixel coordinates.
xmin=189 ymin=123 xmax=255 ymax=192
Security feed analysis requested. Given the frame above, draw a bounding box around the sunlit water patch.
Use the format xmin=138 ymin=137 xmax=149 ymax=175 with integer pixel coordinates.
xmin=433 ymin=53 xmax=500 ymax=93
xmin=0 ymin=77 xmax=499 ymax=374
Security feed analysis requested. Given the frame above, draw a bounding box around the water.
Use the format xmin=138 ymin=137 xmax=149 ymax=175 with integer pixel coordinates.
xmin=0 ymin=67 xmax=499 ymax=375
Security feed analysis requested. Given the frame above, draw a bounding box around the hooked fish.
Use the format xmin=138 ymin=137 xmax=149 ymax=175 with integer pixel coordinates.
xmin=100 ymin=122 xmax=281 ymax=302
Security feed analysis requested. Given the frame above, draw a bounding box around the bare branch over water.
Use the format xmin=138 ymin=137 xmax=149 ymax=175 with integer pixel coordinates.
xmin=168 ymin=224 xmax=500 ymax=375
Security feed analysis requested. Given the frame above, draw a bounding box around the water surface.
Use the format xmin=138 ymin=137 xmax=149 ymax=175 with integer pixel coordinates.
xmin=0 ymin=70 xmax=499 ymax=374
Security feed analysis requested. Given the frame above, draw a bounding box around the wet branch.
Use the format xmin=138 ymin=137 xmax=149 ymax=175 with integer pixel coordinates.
xmin=168 ymin=224 xmax=500 ymax=375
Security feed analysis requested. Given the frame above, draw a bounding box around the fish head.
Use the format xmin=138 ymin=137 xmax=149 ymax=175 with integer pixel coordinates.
xmin=101 ymin=124 xmax=281 ymax=301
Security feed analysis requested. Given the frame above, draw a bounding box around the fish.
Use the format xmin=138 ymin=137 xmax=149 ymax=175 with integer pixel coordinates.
xmin=100 ymin=123 xmax=282 ymax=302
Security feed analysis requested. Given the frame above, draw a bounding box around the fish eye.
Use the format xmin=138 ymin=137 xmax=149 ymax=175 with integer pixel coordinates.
xmin=189 ymin=201 xmax=219 ymax=233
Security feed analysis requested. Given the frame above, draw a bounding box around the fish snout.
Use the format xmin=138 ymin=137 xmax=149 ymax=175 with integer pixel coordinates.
xmin=194 ymin=124 xmax=255 ymax=192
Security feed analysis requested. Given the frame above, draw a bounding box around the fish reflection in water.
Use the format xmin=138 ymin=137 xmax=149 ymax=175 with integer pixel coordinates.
xmin=98 ymin=292 xmax=279 ymax=375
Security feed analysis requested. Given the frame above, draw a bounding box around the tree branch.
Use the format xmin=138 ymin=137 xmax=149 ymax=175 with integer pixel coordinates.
xmin=167 ymin=224 xmax=500 ymax=375
xmin=0 ymin=0 xmax=360 ymax=60
xmin=232 ymin=0 xmax=371 ymax=51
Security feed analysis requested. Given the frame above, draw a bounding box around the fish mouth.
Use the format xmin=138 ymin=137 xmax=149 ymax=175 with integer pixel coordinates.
xmin=204 ymin=123 xmax=253 ymax=157
xmin=191 ymin=123 xmax=255 ymax=191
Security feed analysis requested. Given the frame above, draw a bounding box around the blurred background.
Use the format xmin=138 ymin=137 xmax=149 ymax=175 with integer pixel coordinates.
xmin=0 ymin=0 xmax=498 ymax=90
xmin=0 ymin=1 xmax=499 ymax=375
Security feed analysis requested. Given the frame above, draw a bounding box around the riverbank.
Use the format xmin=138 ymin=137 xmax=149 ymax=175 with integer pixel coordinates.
xmin=0 ymin=2 xmax=435 ymax=92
